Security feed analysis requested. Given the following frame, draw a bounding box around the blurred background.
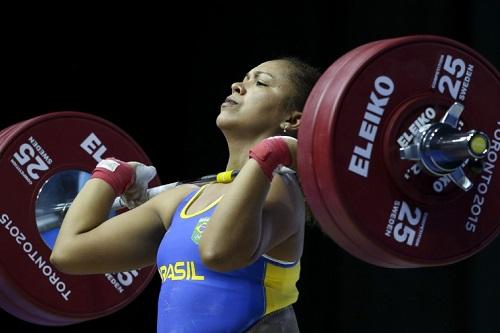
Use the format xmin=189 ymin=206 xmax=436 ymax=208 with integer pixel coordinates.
xmin=1 ymin=0 xmax=499 ymax=332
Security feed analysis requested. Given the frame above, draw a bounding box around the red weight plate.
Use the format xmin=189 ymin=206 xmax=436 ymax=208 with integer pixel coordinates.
xmin=307 ymin=38 xmax=430 ymax=268
xmin=304 ymin=35 xmax=500 ymax=268
xmin=0 ymin=267 xmax=70 ymax=325
xmin=0 ymin=123 xmax=21 ymax=150
xmin=299 ymin=40 xmax=402 ymax=267
xmin=0 ymin=112 xmax=160 ymax=325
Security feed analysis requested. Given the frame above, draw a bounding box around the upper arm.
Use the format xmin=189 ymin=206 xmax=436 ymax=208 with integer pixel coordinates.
xmin=51 ymin=185 xmax=196 ymax=274
xmin=254 ymin=174 xmax=305 ymax=261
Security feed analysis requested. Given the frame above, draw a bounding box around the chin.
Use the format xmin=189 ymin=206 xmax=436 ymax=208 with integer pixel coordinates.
xmin=216 ymin=113 xmax=238 ymax=134
xmin=215 ymin=113 xmax=228 ymax=129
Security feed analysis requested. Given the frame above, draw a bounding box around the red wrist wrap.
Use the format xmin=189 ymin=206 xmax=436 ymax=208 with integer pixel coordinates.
xmin=249 ymin=137 xmax=291 ymax=181
xmin=90 ymin=158 xmax=135 ymax=196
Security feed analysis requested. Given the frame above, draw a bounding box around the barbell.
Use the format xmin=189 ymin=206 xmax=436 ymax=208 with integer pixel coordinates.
xmin=0 ymin=35 xmax=498 ymax=326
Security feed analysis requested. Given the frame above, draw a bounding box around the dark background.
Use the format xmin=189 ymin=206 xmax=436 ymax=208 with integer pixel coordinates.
xmin=1 ymin=1 xmax=499 ymax=332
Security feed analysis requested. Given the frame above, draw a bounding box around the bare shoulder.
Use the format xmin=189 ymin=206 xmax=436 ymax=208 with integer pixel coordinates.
xmin=269 ymin=171 xmax=304 ymax=210
xmin=259 ymin=172 xmax=305 ymax=262
xmin=265 ymin=171 xmax=305 ymax=231
xmin=148 ymin=183 xmax=200 ymax=229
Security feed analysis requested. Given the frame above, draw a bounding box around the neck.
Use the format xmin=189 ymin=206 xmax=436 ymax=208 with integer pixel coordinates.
xmin=225 ymin=140 xmax=254 ymax=171
xmin=222 ymin=130 xmax=279 ymax=171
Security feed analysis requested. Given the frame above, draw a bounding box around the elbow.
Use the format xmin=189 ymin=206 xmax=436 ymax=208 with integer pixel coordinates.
xmin=50 ymin=251 xmax=70 ymax=273
xmin=49 ymin=251 xmax=67 ymax=273
xmin=199 ymin=248 xmax=228 ymax=272
xmin=199 ymin=245 xmax=253 ymax=272
xmin=50 ymin=249 xmax=79 ymax=275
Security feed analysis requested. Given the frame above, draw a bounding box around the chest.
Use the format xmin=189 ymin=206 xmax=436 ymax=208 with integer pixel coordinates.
xmin=184 ymin=183 xmax=229 ymax=215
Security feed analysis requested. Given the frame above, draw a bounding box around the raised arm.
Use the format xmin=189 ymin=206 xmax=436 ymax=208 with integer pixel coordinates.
xmin=50 ymin=162 xmax=194 ymax=274
xmin=199 ymin=137 xmax=304 ymax=271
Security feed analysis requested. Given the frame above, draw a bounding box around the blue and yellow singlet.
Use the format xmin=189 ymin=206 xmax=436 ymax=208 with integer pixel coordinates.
xmin=156 ymin=185 xmax=300 ymax=332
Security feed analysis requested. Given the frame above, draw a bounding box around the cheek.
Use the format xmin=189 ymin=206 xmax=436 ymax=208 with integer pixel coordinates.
xmin=248 ymin=93 xmax=283 ymax=113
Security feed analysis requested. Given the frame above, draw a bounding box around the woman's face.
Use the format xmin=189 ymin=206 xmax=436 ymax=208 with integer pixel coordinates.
xmin=216 ymin=60 xmax=296 ymax=138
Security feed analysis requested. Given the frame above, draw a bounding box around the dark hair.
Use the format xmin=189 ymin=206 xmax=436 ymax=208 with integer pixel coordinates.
xmin=276 ymin=57 xmax=322 ymax=227
xmin=278 ymin=57 xmax=322 ymax=113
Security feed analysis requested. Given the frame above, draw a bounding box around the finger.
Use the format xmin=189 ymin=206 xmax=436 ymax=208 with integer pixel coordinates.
xmin=135 ymin=164 xmax=157 ymax=186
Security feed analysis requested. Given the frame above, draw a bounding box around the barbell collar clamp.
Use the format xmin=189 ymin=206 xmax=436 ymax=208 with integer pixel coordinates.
xmin=400 ymin=102 xmax=490 ymax=191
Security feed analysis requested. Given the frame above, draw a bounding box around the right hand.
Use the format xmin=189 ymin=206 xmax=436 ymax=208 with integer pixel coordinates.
xmin=275 ymin=136 xmax=298 ymax=171
xmin=121 ymin=162 xmax=157 ymax=209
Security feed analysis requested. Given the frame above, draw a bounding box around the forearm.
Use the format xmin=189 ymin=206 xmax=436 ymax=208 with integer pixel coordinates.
xmin=200 ymin=159 xmax=270 ymax=266
xmin=54 ymin=179 xmax=115 ymax=244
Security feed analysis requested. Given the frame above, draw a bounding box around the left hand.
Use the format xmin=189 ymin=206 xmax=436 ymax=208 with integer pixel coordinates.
xmin=120 ymin=162 xmax=157 ymax=209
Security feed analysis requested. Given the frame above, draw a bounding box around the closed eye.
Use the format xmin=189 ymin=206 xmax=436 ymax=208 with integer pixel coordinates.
xmin=256 ymin=81 xmax=268 ymax=86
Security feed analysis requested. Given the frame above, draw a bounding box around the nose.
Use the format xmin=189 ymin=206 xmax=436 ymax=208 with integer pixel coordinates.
xmin=231 ymin=81 xmax=246 ymax=95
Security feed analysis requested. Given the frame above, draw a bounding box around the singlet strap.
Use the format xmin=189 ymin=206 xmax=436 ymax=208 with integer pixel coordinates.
xmin=180 ymin=184 xmax=223 ymax=218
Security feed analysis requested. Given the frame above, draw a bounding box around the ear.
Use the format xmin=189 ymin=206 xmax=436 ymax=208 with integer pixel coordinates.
xmin=285 ymin=110 xmax=302 ymax=131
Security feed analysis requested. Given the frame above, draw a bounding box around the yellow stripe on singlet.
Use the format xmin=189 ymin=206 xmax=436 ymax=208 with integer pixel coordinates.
xmin=180 ymin=184 xmax=223 ymax=219
xmin=263 ymin=261 xmax=300 ymax=315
